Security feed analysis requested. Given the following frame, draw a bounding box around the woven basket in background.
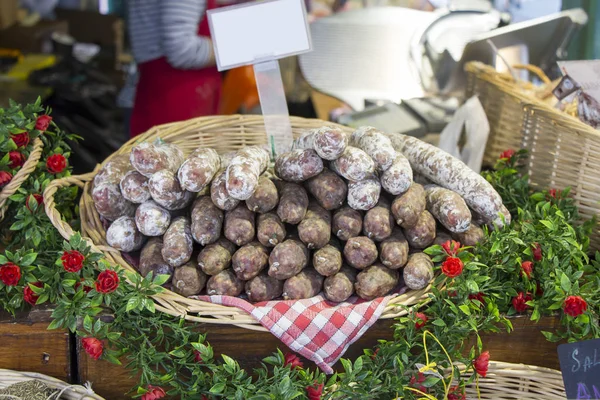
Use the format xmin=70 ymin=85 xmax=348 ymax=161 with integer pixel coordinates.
xmin=466 ymin=61 xmax=600 ymax=251
xmin=0 ymin=368 xmax=105 ymax=400
xmin=0 ymin=137 xmax=43 ymax=221
xmin=44 ymin=115 xmax=432 ymax=331
xmin=463 ymin=361 xmax=565 ymax=399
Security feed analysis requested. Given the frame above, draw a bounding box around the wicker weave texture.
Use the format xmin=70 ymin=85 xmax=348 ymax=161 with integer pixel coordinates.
xmin=44 ymin=115 xmax=432 ymax=331
xmin=0 ymin=369 xmax=105 ymax=400
xmin=0 ymin=137 xmax=43 ymax=221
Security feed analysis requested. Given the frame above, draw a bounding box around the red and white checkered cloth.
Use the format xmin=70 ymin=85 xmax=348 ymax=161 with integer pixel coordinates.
xmin=197 ymin=288 xmax=406 ymax=373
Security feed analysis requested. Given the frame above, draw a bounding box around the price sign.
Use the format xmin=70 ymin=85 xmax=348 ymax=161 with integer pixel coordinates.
xmin=558 ymin=338 xmax=600 ymax=399
xmin=208 ymin=0 xmax=312 ymax=157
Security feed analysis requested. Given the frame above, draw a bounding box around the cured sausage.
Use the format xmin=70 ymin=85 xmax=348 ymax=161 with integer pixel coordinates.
xmin=425 ymin=185 xmax=471 ymax=233
xmin=177 ymin=148 xmax=220 ymax=193
xmin=293 ymin=126 xmax=348 ymax=160
xmin=226 ymin=146 xmax=270 ymax=200
xmin=350 ymin=126 xmax=396 ymax=170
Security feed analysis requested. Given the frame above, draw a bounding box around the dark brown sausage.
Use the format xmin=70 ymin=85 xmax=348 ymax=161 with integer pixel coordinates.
xmin=332 ymin=206 xmax=363 ymax=241
xmin=306 ymin=168 xmax=347 ymax=211
xmin=224 ymin=203 xmax=256 ymax=246
xmin=277 ymin=182 xmax=309 ymax=224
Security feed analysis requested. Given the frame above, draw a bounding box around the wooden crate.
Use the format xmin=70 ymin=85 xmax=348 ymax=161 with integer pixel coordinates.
xmin=0 ymin=308 xmax=72 ymax=383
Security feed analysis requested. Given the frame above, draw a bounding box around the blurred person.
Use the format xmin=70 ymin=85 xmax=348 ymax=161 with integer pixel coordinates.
xmin=128 ymin=0 xmax=221 ymax=137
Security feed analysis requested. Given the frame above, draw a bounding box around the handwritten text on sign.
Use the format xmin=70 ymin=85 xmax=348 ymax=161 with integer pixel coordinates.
xmin=558 ymin=338 xmax=600 ymax=399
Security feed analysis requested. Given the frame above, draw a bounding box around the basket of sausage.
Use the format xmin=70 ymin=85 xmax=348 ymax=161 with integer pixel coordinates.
xmin=44 ymin=115 xmax=509 ymax=330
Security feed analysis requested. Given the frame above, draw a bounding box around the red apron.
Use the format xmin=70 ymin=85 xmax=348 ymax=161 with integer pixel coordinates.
xmin=130 ymin=0 xmax=222 ymax=137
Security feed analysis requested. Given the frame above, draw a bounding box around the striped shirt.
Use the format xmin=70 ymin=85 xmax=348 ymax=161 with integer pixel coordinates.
xmin=128 ymin=0 xmax=214 ymax=69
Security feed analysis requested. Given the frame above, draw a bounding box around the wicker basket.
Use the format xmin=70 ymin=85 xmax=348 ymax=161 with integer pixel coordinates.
xmin=0 ymin=137 xmax=43 ymax=221
xmin=465 ymin=62 xmax=554 ymax=167
xmin=461 ymin=361 xmax=565 ymax=399
xmin=0 ymin=369 xmax=105 ymax=400
xmin=466 ymin=61 xmax=600 ymax=251
xmin=44 ymin=115 xmax=432 ymax=331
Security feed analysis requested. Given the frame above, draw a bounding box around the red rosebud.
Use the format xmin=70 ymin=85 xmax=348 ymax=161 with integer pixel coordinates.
xmin=532 ymin=243 xmax=542 ymax=262
xmin=201 ymin=396 xmax=209 ymax=400
xmin=410 ymin=372 xmax=427 ymax=393
xmin=61 ymin=250 xmax=85 ymax=273
xmin=11 ymin=132 xmax=29 ymax=148
xmin=141 ymin=385 xmax=166 ymax=400
xmin=370 ymin=348 xmax=379 ymax=360
xmin=499 ymin=149 xmax=515 ymax=160
xmin=563 ymin=296 xmax=588 ymax=317
xmin=0 ymin=171 xmax=12 ymax=188
xmin=520 ymin=261 xmax=533 ymax=278
xmin=24 ymin=282 xmax=43 ymax=305
xmin=46 ymin=154 xmax=67 ymax=174
xmin=548 ymin=189 xmax=561 ymax=199
xmin=95 ymin=270 xmax=119 ymax=294
xmin=442 ymin=257 xmax=464 ymax=278
xmin=194 ymin=350 xmax=203 ymax=363
xmin=473 ymin=351 xmax=490 ymax=377
xmin=306 ymin=382 xmax=324 ymax=400
xmin=447 ymin=385 xmax=466 ymax=400
xmin=536 ymin=282 xmax=544 ymax=297
xmin=82 ymin=337 xmax=103 ymax=360
xmin=35 ymin=115 xmax=52 ymax=132
xmin=26 ymin=194 xmax=44 ymax=212
xmin=284 ymin=352 xmax=304 ymax=370
xmin=415 ymin=312 xmax=428 ymax=329
xmin=75 ymin=279 xmax=93 ymax=294
xmin=8 ymin=151 xmax=25 ymax=169
xmin=0 ymin=263 xmax=21 ymax=286
xmin=468 ymin=292 xmax=486 ymax=307
xmin=442 ymin=240 xmax=461 ymax=256
xmin=512 ymin=292 xmax=533 ymax=313
xmin=447 ymin=290 xmax=458 ymax=298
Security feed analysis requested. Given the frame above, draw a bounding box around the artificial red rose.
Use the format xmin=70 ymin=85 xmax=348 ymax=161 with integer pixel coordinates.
xmin=409 ymin=372 xmax=427 ymax=393
xmin=536 ymin=282 xmax=544 ymax=297
xmin=95 ymin=270 xmax=119 ymax=294
xmin=35 ymin=115 xmax=52 ymax=132
xmin=468 ymin=292 xmax=486 ymax=307
xmin=448 ymin=290 xmax=458 ymax=298
xmin=548 ymin=189 xmax=561 ymax=199
xmin=512 ymin=292 xmax=533 ymax=313
xmin=532 ymin=243 xmax=542 ymax=262
xmin=46 ymin=154 xmax=67 ymax=174
xmin=201 ymin=396 xmax=209 ymax=400
xmin=473 ymin=351 xmax=490 ymax=377
xmin=442 ymin=240 xmax=461 ymax=256
xmin=442 ymin=257 xmax=463 ymax=278
xmin=11 ymin=132 xmax=29 ymax=148
xmin=141 ymin=385 xmax=165 ymax=400
xmin=24 ymin=282 xmax=43 ymax=305
xmin=563 ymin=296 xmax=588 ymax=317
xmin=447 ymin=385 xmax=466 ymax=400
xmin=520 ymin=261 xmax=533 ymax=278
xmin=26 ymin=193 xmax=44 ymax=212
xmin=194 ymin=350 xmax=204 ymax=363
xmin=8 ymin=151 xmax=25 ymax=168
xmin=306 ymin=382 xmax=324 ymax=400
xmin=0 ymin=263 xmax=21 ymax=286
xmin=0 ymin=171 xmax=12 ymax=188
xmin=370 ymin=348 xmax=379 ymax=360
xmin=499 ymin=149 xmax=515 ymax=160
xmin=415 ymin=312 xmax=428 ymax=329
xmin=284 ymin=352 xmax=304 ymax=369
xmin=82 ymin=337 xmax=103 ymax=360
xmin=61 ymin=250 xmax=85 ymax=273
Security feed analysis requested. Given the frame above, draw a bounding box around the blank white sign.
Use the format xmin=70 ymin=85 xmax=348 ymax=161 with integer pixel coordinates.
xmin=208 ymin=0 xmax=312 ymax=71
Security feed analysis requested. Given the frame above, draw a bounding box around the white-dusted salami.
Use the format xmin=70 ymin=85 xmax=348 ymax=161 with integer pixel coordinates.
xmin=135 ymin=200 xmax=171 ymax=237
xmin=211 ymin=169 xmax=240 ymax=211
xmin=380 ymin=153 xmax=413 ymax=195
xmin=120 ymin=170 xmax=150 ymax=204
xmin=94 ymin=154 xmax=132 ymax=187
xmin=293 ymin=126 xmax=348 ymax=160
xmin=92 ymin=182 xmax=136 ymax=221
xmin=226 ymin=146 xmax=270 ymax=200
xmin=191 ymin=196 xmax=224 ymax=246
xmin=389 ymin=134 xmax=504 ymax=223
xmin=106 ymin=216 xmax=145 ymax=252
xmin=162 ymin=217 xmax=193 ymax=267
xmin=403 ymin=210 xmax=436 ymax=249
xmin=172 ymin=262 xmax=207 ymax=297
xmin=347 ymin=177 xmax=380 ymax=211
xmin=148 ymin=170 xmax=193 ymax=210
xmin=274 ymin=149 xmax=323 ymax=182
xmin=330 ymin=147 xmax=375 ymax=182
xmin=350 ymin=126 xmax=396 ymax=170
xmin=130 ymin=140 xmax=184 ymax=178
xmin=177 ymin=148 xmax=220 ymax=193
xmin=425 ymin=185 xmax=472 ymax=233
